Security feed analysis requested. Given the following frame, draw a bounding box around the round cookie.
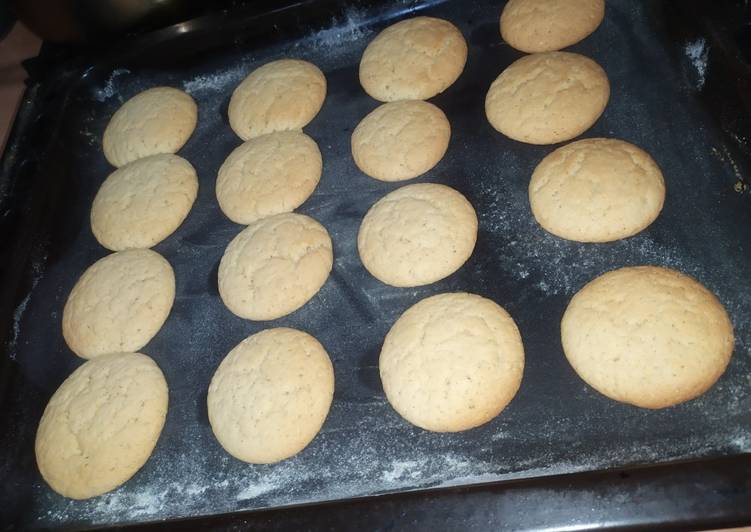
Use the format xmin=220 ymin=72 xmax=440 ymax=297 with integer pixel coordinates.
xmin=485 ymin=51 xmax=610 ymax=145
xmin=208 ymin=328 xmax=334 ymax=464
xmin=216 ymin=131 xmax=322 ymax=224
xmin=380 ymin=292 xmax=525 ymax=432
xmin=358 ymin=183 xmax=477 ymax=287
xmin=62 ymin=249 xmax=175 ymax=359
xmin=35 ymin=352 xmax=168 ymax=499
xmin=218 ymin=213 xmax=333 ymax=320
xmin=359 ymin=16 xmax=468 ymax=102
xmin=228 ymin=59 xmax=326 ymax=141
xmin=91 ymin=154 xmax=198 ymax=251
xmin=561 ymin=266 xmax=735 ymax=409
xmin=351 ymin=100 xmax=451 ymax=182
xmin=500 ymin=0 xmax=605 ymax=53
xmin=529 ymin=138 xmax=665 ymax=242
xmin=103 ymin=86 xmax=197 ymax=168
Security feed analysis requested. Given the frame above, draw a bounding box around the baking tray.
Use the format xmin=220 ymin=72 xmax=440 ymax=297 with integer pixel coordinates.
xmin=1 ymin=0 xmax=751 ymax=529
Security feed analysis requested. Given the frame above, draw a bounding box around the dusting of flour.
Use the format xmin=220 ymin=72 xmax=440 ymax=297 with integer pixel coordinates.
xmin=6 ymin=247 xmax=48 ymax=360
xmin=94 ymin=69 xmax=131 ymax=102
xmin=685 ymin=38 xmax=709 ymax=90
xmin=183 ymin=68 xmax=246 ymax=97
xmin=300 ymin=9 xmax=373 ymax=53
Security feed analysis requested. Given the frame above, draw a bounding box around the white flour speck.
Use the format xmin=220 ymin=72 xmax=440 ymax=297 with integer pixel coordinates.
xmin=94 ymin=69 xmax=131 ymax=102
xmin=8 ymin=293 xmax=32 ymax=360
xmin=491 ymin=430 xmax=508 ymax=442
xmin=685 ymin=38 xmax=709 ymax=90
xmin=7 ymin=250 xmax=48 ymax=359
xmin=183 ymin=68 xmax=245 ymax=97
xmin=236 ymin=482 xmax=276 ymax=501
xmin=731 ymin=434 xmax=751 ymax=452
xmin=233 ymin=458 xmax=315 ymax=502
xmin=382 ymin=459 xmax=424 ymax=482
xmin=183 ymin=484 xmax=207 ymax=496
xmin=94 ymin=487 xmax=169 ymax=518
xmin=441 ymin=454 xmax=471 ymax=470
xmin=711 ymin=145 xmax=745 ymax=184
xmin=302 ymin=9 xmax=372 ymax=52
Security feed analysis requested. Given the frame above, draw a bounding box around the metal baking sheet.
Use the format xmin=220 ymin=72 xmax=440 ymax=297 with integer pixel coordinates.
xmin=1 ymin=0 xmax=750 ymax=529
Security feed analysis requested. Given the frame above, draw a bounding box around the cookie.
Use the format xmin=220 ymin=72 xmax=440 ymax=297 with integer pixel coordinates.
xmin=208 ymin=328 xmax=334 ymax=464
xmin=359 ymin=16 xmax=468 ymax=102
xmin=216 ymin=131 xmax=322 ymax=224
xmin=218 ymin=213 xmax=333 ymax=320
xmin=485 ymin=51 xmax=610 ymax=144
xmin=500 ymin=0 xmax=605 ymax=53
xmin=91 ymin=154 xmax=198 ymax=251
xmin=529 ymin=138 xmax=665 ymax=242
xmin=358 ymin=183 xmax=477 ymax=287
xmin=561 ymin=266 xmax=735 ymax=409
xmin=380 ymin=292 xmax=525 ymax=432
xmin=103 ymin=87 xmax=197 ymax=168
xmin=351 ymin=100 xmax=450 ymax=182
xmin=62 ymin=249 xmax=175 ymax=359
xmin=228 ymin=59 xmax=326 ymax=141
xmin=35 ymin=352 xmax=168 ymax=499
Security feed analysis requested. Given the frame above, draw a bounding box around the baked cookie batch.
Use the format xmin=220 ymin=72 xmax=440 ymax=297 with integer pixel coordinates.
xmin=35 ymin=0 xmax=735 ymax=502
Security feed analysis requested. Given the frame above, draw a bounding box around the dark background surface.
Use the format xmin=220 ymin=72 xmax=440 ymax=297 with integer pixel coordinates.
xmin=1 ymin=0 xmax=750 ymax=530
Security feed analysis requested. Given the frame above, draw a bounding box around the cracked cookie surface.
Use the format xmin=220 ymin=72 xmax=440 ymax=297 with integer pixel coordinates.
xmin=358 ymin=183 xmax=477 ymax=287
xmin=91 ymin=154 xmax=198 ymax=251
xmin=208 ymin=327 xmax=334 ymax=464
xmin=35 ymin=352 xmax=168 ymax=499
xmin=62 ymin=249 xmax=175 ymax=359
xmin=228 ymin=59 xmax=326 ymax=141
xmin=485 ymin=51 xmax=609 ymax=144
xmin=216 ymin=131 xmax=321 ymax=224
xmin=359 ymin=16 xmax=467 ymax=102
xmin=218 ymin=213 xmax=333 ymax=320
xmin=529 ymin=138 xmax=665 ymax=242
xmin=380 ymin=292 xmax=525 ymax=432
xmin=103 ymin=87 xmax=197 ymax=167
xmin=351 ymin=100 xmax=450 ymax=182
xmin=561 ymin=266 xmax=734 ymax=409
xmin=500 ymin=0 xmax=605 ymax=53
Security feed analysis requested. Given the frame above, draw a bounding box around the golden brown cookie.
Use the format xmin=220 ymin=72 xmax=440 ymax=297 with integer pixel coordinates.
xmin=358 ymin=183 xmax=477 ymax=287
xmin=103 ymin=87 xmax=197 ymax=167
xmin=216 ymin=131 xmax=321 ymax=224
xmin=485 ymin=52 xmax=609 ymax=144
xmin=62 ymin=249 xmax=175 ymax=359
xmin=529 ymin=138 xmax=665 ymax=242
xmin=351 ymin=100 xmax=450 ymax=182
xmin=561 ymin=266 xmax=734 ymax=409
xmin=500 ymin=0 xmax=605 ymax=53
xmin=35 ymin=352 xmax=168 ymax=499
xmin=359 ymin=17 xmax=467 ymax=102
xmin=228 ymin=59 xmax=326 ymax=141
xmin=91 ymin=154 xmax=198 ymax=251
xmin=208 ymin=328 xmax=334 ymax=463
xmin=218 ymin=213 xmax=333 ymax=320
xmin=380 ymin=292 xmax=525 ymax=432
